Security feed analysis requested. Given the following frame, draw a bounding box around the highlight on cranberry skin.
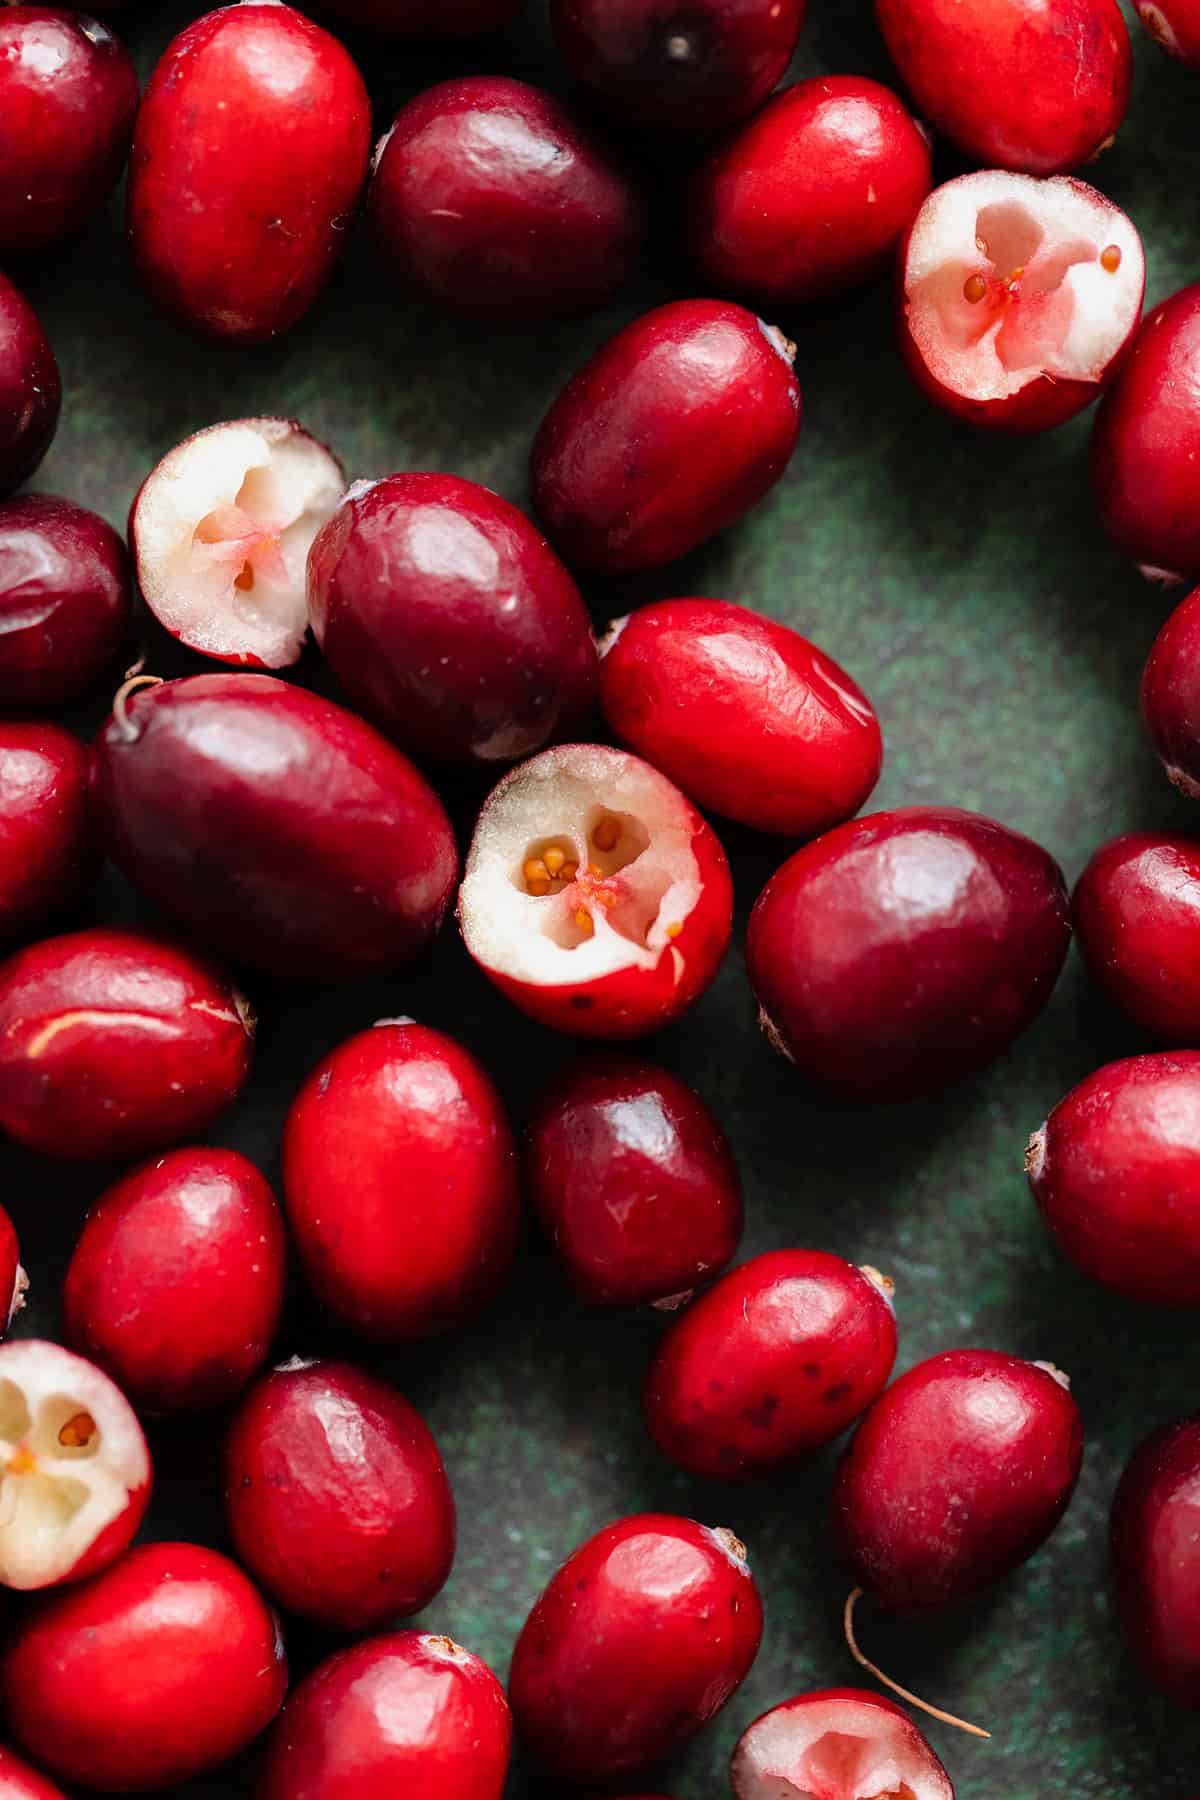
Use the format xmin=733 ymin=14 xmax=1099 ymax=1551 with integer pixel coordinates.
xmin=260 ymin=1631 xmax=512 ymax=1800
xmin=525 ymin=1056 xmax=742 ymax=1307
xmin=731 ymin=1688 xmax=954 ymax=1800
xmin=901 ymin=171 xmax=1144 ymax=433
xmin=599 ymin=599 xmax=883 ymax=837
xmin=0 ymin=1744 xmax=69 ymax=1799
xmin=0 ymin=276 xmax=60 ymax=499
xmin=0 ymin=497 xmax=130 ymax=707
xmin=1136 ymin=0 xmax=1200 ymax=64
xmin=0 ymin=1206 xmax=26 ymax=1341
xmin=0 ymin=1541 xmax=287 ymax=1792
xmin=459 ymin=744 xmax=734 ymax=1038
xmin=1073 ymin=832 xmax=1200 ymax=1040
xmin=0 ymin=722 xmax=95 ymax=948
xmin=508 ymin=1513 xmax=763 ymax=1781
xmin=1111 ymin=1415 xmax=1200 ymax=1706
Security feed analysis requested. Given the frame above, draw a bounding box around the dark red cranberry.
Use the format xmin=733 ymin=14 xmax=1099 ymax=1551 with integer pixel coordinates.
xmin=526 ymin=1056 xmax=741 ymax=1306
xmin=550 ymin=0 xmax=806 ymax=132
xmin=0 ymin=721 xmax=94 ymax=945
xmin=0 ymin=1745 xmax=68 ymax=1798
xmin=531 ymin=299 xmax=801 ymax=573
xmin=91 ymin=673 xmax=457 ymax=981
xmin=308 ymin=474 xmax=597 ymax=764
xmin=0 ymin=9 xmax=138 ymax=257
xmin=370 ymin=78 xmax=644 ymax=321
xmin=746 ymin=806 xmax=1071 ymax=1102
xmin=1141 ymin=585 xmax=1200 ymax=792
xmin=1111 ymin=1415 xmax=1200 ymax=1705
xmin=317 ymin=0 xmax=517 ymax=34
xmin=0 ymin=277 xmax=59 ymax=498
xmin=0 ymin=497 xmax=130 ymax=705
xmin=0 ymin=1204 xmax=26 ymax=1339
xmin=1073 ymin=832 xmax=1200 ymax=1038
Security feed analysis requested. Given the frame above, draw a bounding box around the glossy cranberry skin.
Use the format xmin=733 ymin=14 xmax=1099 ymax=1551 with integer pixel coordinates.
xmin=833 ymin=1349 xmax=1083 ymax=1612
xmin=551 ymin=0 xmax=806 ymax=132
xmin=1137 ymin=0 xmax=1200 ymax=64
xmin=1 ymin=1543 xmax=285 ymax=1791
xmin=691 ymin=78 xmax=931 ymax=305
xmin=127 ymin=2 xmax=371 ymax=341
xmin=1111 ymin=1416 xmax=1200 ymax=1705
xmin=92 ymin=673 xmax=457 ymax=982
xmin=645 ymin=1252 xmax=897 ymax=1478
xmin=600 ymin=599 xmax=882 ymax=836
xmin=747 ymin=807 xmax=1071 ymax=1102
xmin=308 ymin=475 xmax=597 ymax=765
xmin=0 ymin=1746 xmax=66 ymax=1799
xmin=283 ymin=1021 xmax=520 ymax=1340
xmin=370 ymin=78 xmax=643 ymax=322
xmin=1073 ymin=833 xmax=1200 ymax=1039
xmin=1142 ymin=586 xmax=1200 ymax=791
xmin=0 ymin=497 xmax=129 ymax=706
xmin=261 ymin=1632 xmax=512 ymax=1800
xmin=0 ymin=722 xmax=93 ymax=946
xmin=526 ymin=1057 xmax=741 ymax=1306
xmin=0 ymin=9 xmax=137 ymax=257
xmin=531 ymin=300 xmax=801 ymax=573
xmin=0 ymin=1206 xmax=23 ymax=1339
xmin=875 ymin=0 xmax=1130 ymax=176
xmin=63 ymin=1147 xmax=285 ymax=1410
xmin=0 ymin=278 xmax=59 ymax=498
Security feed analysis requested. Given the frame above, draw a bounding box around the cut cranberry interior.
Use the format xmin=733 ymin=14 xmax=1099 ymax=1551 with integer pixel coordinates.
xmin=732 ymin=1689 xmax=954 ymax=1800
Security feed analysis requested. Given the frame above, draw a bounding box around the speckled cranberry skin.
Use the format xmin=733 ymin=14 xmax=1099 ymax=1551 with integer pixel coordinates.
xmin=0 ymin=497 xmax=130 ymax=706
xmin=1137 ymin=0 xmax=1200 ymax=63
xmin=0 ymin=722 xmax=94 ymax=946
xmin=509 ymin=1513 xmax=762 ymax=1781
xmin=0 ymin=277 xmax=59 ymax=498
xmin=370 ymin=78 xmax=644 ymax=321
xmin=832 ymin=1349 xmax=1083 ymax=1612
xmin=308 ymin=474 xmax=597 ymax=765
xmin=746 ymin=806 xmax=1071 ymax=1102
xmin=1073 ymin=832 xmax=1200 ymax=1039
xmin=1141 ymin=586 xmax=1200 ymax=790
xmin=0 ymin=1745 xmax=68 ymax=1798
xmin=531 ymin=300 xmax=801 ymax=573
xmin=1111 ymin=1416 xmax=1200 ymax=1705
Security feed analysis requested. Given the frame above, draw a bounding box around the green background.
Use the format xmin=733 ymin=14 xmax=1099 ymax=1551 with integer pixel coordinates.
xmin=3 ymin=0 xmax=1199 ymax=1794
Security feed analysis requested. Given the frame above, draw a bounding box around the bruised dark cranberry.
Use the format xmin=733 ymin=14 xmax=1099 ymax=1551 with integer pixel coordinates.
xmin=0 ymin=496 xmax=130 ymax=705
xmin=0 ymin=277 xmax=60 ymax=497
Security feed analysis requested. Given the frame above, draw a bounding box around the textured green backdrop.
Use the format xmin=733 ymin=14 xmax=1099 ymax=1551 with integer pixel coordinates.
xmin=2 ymin=0 xmax=1199 ymax=1795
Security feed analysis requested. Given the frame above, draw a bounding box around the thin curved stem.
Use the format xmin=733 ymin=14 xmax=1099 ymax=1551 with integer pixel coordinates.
xmin=843 ymin=1588 xmax=991 ymax=1741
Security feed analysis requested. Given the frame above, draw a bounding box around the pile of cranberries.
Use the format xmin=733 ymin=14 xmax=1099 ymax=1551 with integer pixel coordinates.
xmin=0 ymin=0 xmax=1196 ymax=1793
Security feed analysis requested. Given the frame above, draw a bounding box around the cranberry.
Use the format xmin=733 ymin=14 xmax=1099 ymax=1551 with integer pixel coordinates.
xmin=317 ymin=0 xmax=517 ymax=34
xmin=550 ymin=0 xmax=806 ymax=132
xmin=1111 ymin=1415 xmax=1200 ymax=1705
xmin=0 ymin=8 xmax=137 ymax=257
xmin=746 ymin=806 xmax=1070 ymax=1102
xmin=459 ymin=744 xmax=733 ymax=1037
xmin=0 ymin=722 xmax=94 ymax=946
xmin=127 ymin=1 xmax=371 ymax=341
xmin=645 ymin=1252 xmax=897 ymax=1478
xmin=260 ymin=1631 xmax=512 ymax=1800
xmin=876 ymin=0 xmax=1131 ymax=175
xmin=731 ymin=1689 xmax=954 ymax=1800
xmin=0 ymin=1541 xmax=286 ymax=1790
xmin=1136 ymin=0 xmax=1200 ymax=61
xmin=129 ymin=419 xmax=345 ymax=669
xmin=283 ymin=1020 xmax=520 ymax=1340
xmin=691 ymin=77 xmax=931 ymax=305
xmin=1142 ymin=585 xmax=1200 ymax=789
xmin=307 ymin=473 xmax=597 ymax=764
xmin=0 ymin=496 xmax=130 ymax=705
xmin=531 ymin=299 xmax=801 ymax=572
xmin=525 ymin=1055 xmax=741 ymax=1306
xmin=0 ymin=1205 xmax=26 ymax=1339
xmin=91 ymin=673 xmax=457 ymax=981
xmin=1027 ymin=1052 xmax=1200 ymax=1307
xmin=598 ymin=598 xmax=882 ymax=837
xmin=0 ymin=1746 xmax=67 ymax=1799
xmin=0 ymin=277 xmax=59 ymax=498
xmin=509 ymin=1513 xmax=762 ymax=1780
xmin=63 ymin=1147 xmax=286 ymax=1411
xmin=1072 ymin=832 xmax=1200 ymax=1039
xmin=370 ymin=78 xmax=644 ymax=321
xmin=224 ymin=1358 xmax=456 ymax=1631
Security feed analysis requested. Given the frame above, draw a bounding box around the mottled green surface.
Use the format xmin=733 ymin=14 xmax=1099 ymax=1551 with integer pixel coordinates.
xmin=4 ymin=0 xmax=1200 ymax=1794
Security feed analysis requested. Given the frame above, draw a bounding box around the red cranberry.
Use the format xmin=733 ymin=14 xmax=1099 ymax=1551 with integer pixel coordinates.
xmin=224 ymin=1358 xmax=455 ymax=1631
xmin=91 ymin=673 xmax=457 ymax=981
xmin=127 ymin=2 xmax=371 ymax=341
xmin=531 ymin=299 xmax=801 ymax=572
xmin=0 ymin=496 xmax=130 ymax=705
xmin=833 ymin=1349 xmax=1083 ymax=1612
xmin=746 ymin=806 xmax=1071 ymax=1102
xmin=283 ymin=1020 xmax=520 ymax=1340
xmin=900 ymin=172 xmax=1144 ymax=433
xmin=459 ymin=744 xmax=733 ymax=1037
xmin=1141 ymin=585 xmax=1200 ymax=789
xmin=260 ymin=1631 xmax=512 ymax=1800
xmin=0 ymin=721 xmax=94 ymax=946
xmin=0 ymin=1205 xmax=26 ymax=1340
xmin=550 ymin=0 xmax=806 ymax=132
xmin=370 ymin=78 xmax=644 ymax=321
xmin=1027 ymin=1052 xmax=1200 ymax=1306
xmin=317 ymin=0 xmax=517 ymax=34
xmin=598 ymin=598 xmax=882 ymax=837
xmin=509 ymin=1513 xmax=762 ymax=1781
xmin=875 ymin=0 xmax=1131 ymax=175
xmin=1072 ymin=832 xmax=1200 ymax=1038
xmin=307 ymin=473 xmax=597 ymax=764
xmin=0 ymin=1542 xmax=286 ymax=1791
xmin=731 ymin=1689 xmax=954 ymax=1800
xmin=63 ymin=1146 xmax=286 ymax=1411
xmin=1111 ymin=1415 xmax=1200 ymax=1705
xmin=691 ymin=77 xmax=931 ymax=305
xmin=1137 ymin=0 xmax=1200 ymax=62
xmin=0 ymin=927 xmax=254 ymax=1160
xmin=0 ymin=277 xmax=59 ymax=498
xmin=0 ymin=1746 xmax=68 ymax=1799
xmin=525 ymin=1055 xmax=741 ymax=1306
xmin=645 ymin=1252 xmax=897 ymax=1478
xmin=0 ymin=8 xmax=138 ymax=256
